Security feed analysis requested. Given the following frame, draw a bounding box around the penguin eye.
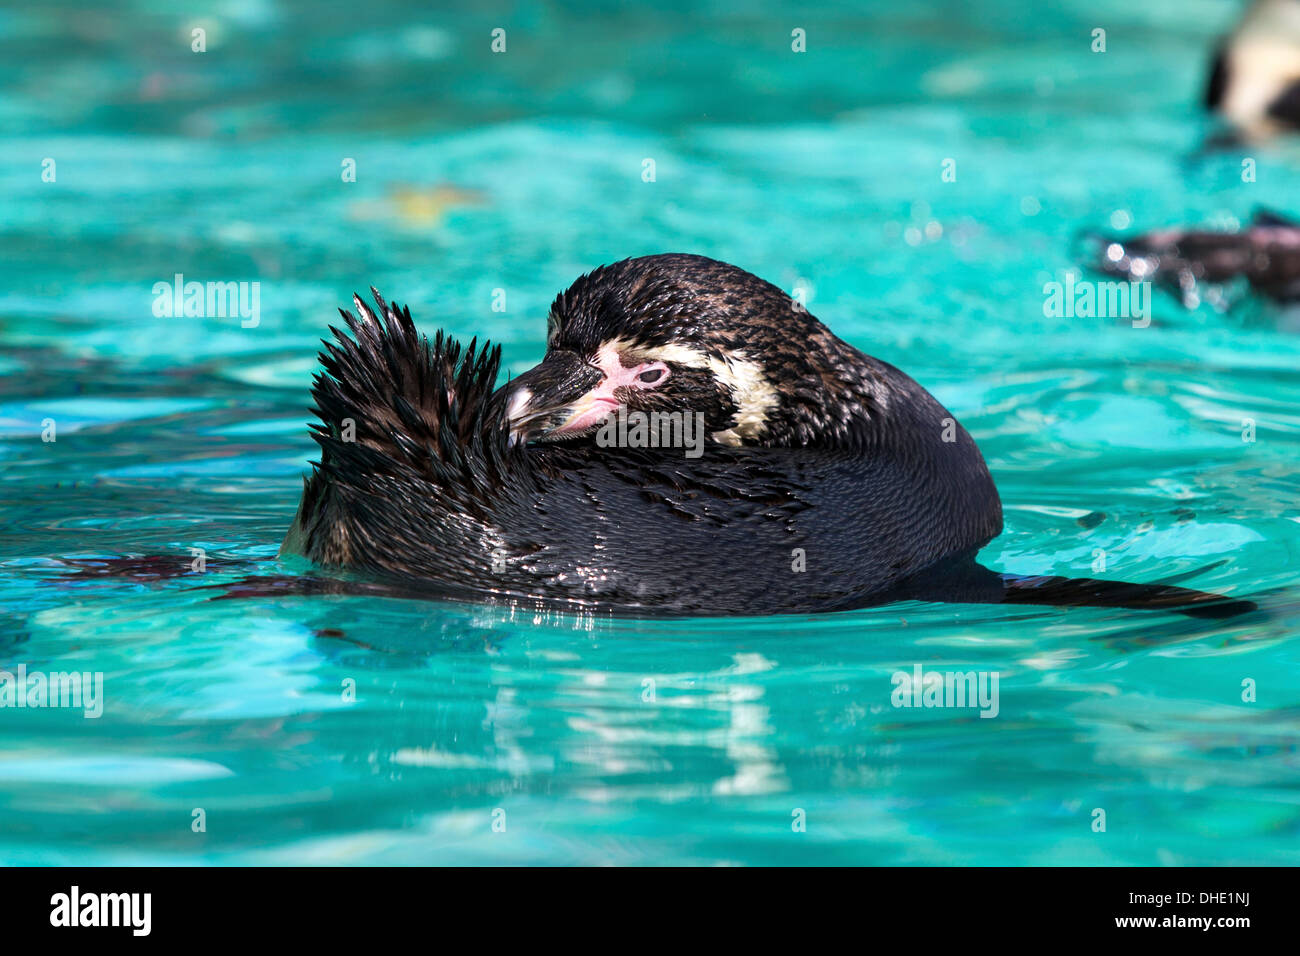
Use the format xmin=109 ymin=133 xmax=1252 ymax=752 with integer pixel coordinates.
xmin=635 ymin=363 xmax=669 ymax=387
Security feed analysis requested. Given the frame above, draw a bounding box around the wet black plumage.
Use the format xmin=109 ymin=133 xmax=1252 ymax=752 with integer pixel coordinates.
xmin=283 ymin=255 xmax=1254 ymax=618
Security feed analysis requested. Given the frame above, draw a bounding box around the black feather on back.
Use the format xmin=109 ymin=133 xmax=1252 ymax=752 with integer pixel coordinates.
xmin=284 ymin=290 xmax=525 ymax=571
xmin=312 ymin=288 xmax=507 ymax=478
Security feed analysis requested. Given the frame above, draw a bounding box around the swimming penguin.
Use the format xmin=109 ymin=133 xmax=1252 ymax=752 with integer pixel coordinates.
xmin=1206 ymin=0 xmax=1300 ymax=138
xmin=1082 ymin=208 xmax=1300 ymax=308
xmin=282 ymin=254 xmax=1253 ymax=617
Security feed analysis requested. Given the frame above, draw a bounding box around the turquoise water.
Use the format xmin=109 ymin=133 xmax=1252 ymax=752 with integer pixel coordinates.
xmin=2 ymin=0 xmax=1299 ymax=865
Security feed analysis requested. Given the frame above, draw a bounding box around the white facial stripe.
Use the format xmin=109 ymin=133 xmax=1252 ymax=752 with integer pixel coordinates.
xmin=604 ymin=338 xmax=777 ymax=446
xmin=595 ymin=340 xmax=632 ymax=377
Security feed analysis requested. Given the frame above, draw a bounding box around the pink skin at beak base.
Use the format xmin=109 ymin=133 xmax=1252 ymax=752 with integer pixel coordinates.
xmin=552 ymin=344 xmax=658 ymax=435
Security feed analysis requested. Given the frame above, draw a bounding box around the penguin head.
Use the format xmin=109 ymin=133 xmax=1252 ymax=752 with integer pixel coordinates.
xmin=502 ymin=254 xmax=886 ymax=449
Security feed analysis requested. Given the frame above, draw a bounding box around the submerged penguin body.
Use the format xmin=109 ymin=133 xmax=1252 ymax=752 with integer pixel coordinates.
xmin=283 ymin=270 xmax=1002 ymax=614
xmin=284 ymin=255 xmax=1252 ymax=618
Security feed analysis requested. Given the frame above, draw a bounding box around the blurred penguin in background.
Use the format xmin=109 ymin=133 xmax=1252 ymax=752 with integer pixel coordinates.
xmin=1207 ymin=0 xmax=1300 ymax=138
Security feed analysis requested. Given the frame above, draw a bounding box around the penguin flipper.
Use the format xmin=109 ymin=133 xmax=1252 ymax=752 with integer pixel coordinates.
xmin=994 ymin=571 xmax=1256 ymax=619
xmin=895 ymin=558 xmax=1257 ymax=619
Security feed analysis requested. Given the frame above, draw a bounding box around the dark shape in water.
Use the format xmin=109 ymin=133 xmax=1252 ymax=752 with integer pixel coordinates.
xmin=48 ymin=555 xmax=243 ymax=582
xmin=1080 ymin=208 xmax=1300 ymax=308
xmin=279 ymin=255 xmax=1255 ymax=618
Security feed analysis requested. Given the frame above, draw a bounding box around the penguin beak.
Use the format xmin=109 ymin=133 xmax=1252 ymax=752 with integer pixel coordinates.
xmin=502 ymin=350 xmax=612 ymax=444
